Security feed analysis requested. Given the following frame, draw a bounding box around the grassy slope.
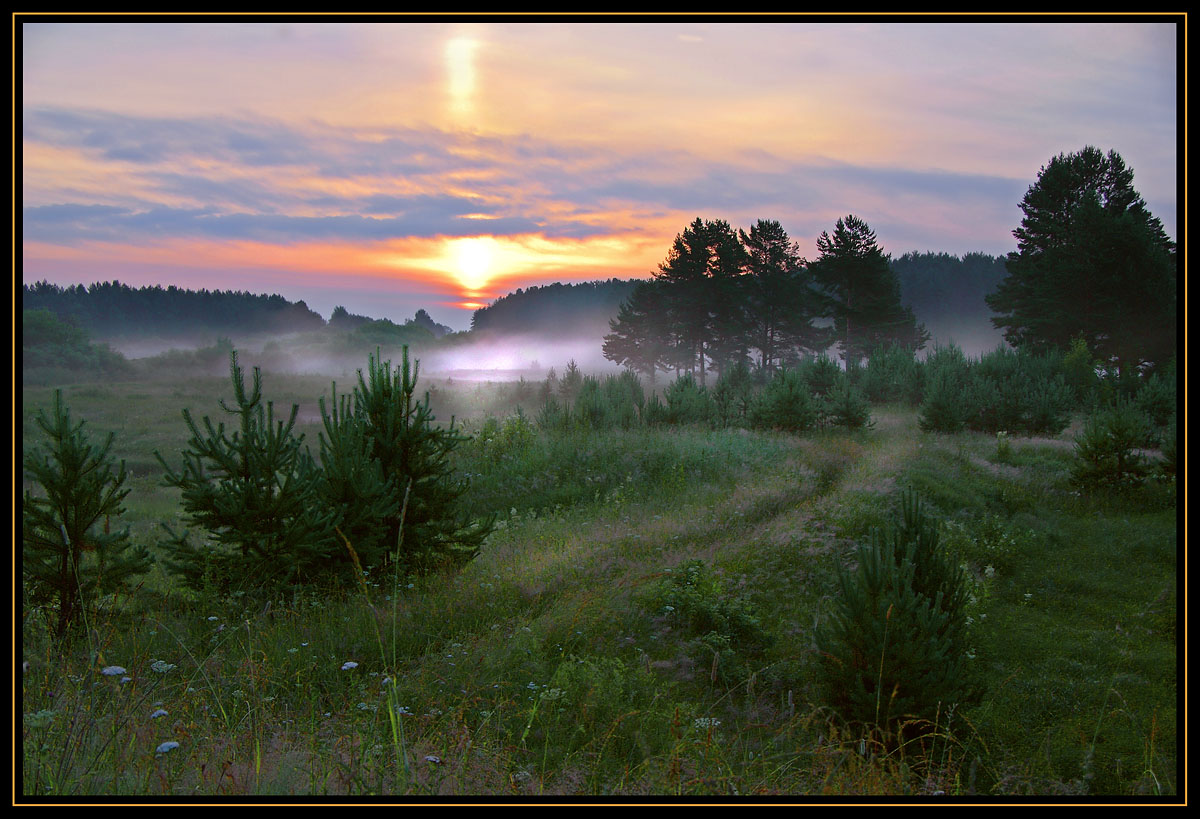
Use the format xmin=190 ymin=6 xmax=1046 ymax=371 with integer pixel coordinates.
xmin=19 ymin=382 xmax=1179 ymax=797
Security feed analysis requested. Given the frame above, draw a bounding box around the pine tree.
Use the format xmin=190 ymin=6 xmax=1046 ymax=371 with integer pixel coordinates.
xmin=816 ymin=492 xmax=974 ymax=736
xmin=602 ymin=281 xmax=670 ymax=383
xmin=811 ymin=215 xmax=928 ymax=365
xmin=316 ymin=383 xmax=399 ymax=578
xmin=988 ymin=147 xmax=1176 ymax=377
xmin=156 ymin=351 xmax=336 ymax=592
xmin=738 ymin=219 xmax=829 ymax=374
xmin=23 ymin=391 xmax=152 ymax=637
xmin=352 ymin=347 xmax=492 ymax=573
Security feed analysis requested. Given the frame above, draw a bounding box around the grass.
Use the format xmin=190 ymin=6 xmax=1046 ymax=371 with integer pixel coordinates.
xmin=19 ymin=374 xmax=1179 ymax=798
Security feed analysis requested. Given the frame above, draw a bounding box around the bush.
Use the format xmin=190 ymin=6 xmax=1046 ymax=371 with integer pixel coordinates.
xmin=859 ymin=344 xmax=923 ymax=405
xmin=661 ymin=372 xmax=715 ymax=426
xmin=816 ymin=492 xmax=974 ymax=736
xmin=918 ymin=373 xmax=967 ymax=434
xmin=349 ymin=347 xmax=492 ymax=573
xmin=825 ymin=379 xmax=874 ymax=430
xmin=712 ymin=361 xmax=754 ymax=428
xmin=1070 ymin=400 xmax=1151 ymax=489
xmin=750 ymin=368 xmax=819 ymax=432
xmin=22 ymin=391 xmax=153 ymax=637
xmin=652 ymin=559 xmax=772 ymax=686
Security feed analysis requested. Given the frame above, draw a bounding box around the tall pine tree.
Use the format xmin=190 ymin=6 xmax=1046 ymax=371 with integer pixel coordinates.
xmin=987 ymin=147 xmax=1176 ymax=377
xmin=811 ymin=215 xmax=928 ymax=364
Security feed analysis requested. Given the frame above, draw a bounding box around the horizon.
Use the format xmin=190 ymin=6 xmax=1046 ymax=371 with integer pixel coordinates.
xmin=20 ymin=17 xmax=1179 ymax=332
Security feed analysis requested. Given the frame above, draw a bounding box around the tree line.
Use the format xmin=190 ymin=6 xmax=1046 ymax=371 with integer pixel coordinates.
xmin=22 ymin=280 xmax=327 ymax=339
xmin=603 ymin=215 xmax=927 ymax=384
xmin=604 ymin=146 xmax=1176 ymax=385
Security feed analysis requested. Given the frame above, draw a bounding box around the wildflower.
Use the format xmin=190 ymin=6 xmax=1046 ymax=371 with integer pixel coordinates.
xmin=150 ymin=709 xmax=169 ymax=719
xmin=207 ymin=616 xmax=218 ymax=621
xmin=150 ymin=660 xmax=177 ymax=673
xmin=100 ymin=665 xmax=127 ymax=676
xmin=984 ymin=565 xmax=996 ymax=579
xmin=424 ymin=755 xmax=442 ymax=764
xmin=693 ymin=717 xmax=721 ymax=729
xmin=155 ymin=741 xmax=181 ymax=755
xmin=341 ymin=661 xmax=359 ymax=671
xmin=394 ymin=705 xmax=412 ymax=715
xmin=120 ymin=677 xmax=132 ymax=684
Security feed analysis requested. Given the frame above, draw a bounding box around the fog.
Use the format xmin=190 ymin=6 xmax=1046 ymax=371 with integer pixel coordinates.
xmin=102 ymin=319 xmax=1008 ymax=385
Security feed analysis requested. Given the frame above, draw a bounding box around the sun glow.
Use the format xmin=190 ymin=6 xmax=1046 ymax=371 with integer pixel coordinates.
xmin=451 ymin=236 xmax=497 ymax=291
xmin=445 ymin=37 xmax=480 ymax=121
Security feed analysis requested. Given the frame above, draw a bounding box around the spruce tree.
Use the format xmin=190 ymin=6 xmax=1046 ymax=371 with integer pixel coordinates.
xmin=22 ymin=391 xmax=152 ymax=637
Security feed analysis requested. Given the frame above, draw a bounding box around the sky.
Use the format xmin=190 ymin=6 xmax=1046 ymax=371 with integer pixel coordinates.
xmin=20 ymin=17 xmax=1180 ymax=331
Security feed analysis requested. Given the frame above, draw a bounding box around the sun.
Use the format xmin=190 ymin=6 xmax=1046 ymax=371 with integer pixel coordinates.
xmin=452 ymin=236 xmax=495 ymax=292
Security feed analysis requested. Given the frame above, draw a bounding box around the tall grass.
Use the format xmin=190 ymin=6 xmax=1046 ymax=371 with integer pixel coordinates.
xmin=20 ymin=375 xmax=1177 ymax=797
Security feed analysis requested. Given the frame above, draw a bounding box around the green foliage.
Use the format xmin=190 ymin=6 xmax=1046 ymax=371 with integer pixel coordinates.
xmin=824 ymin=379 xmax=874 ymax=430
xmin=800 ymin=353 xmax=843 ymax=397
xmin=652 ymin=559 xmax=772 ymax=686
xmin=22 ymin=391 xmax=152 ymax=637
xmin=573 ymin=374 xmax=643 ymax=431
xmin=811 ymin=215 xmax=929 ymax=364
xmin=749 ymin=367 xmax=818 ymax=432
xmin=558 ymin=359 xmax=584 ymax=404
xmin=1071 ymin=400 xmax=1151 ymax=490
xmin=535 ymin=395 xmax=569 ymax=432
xmin=316 ymin=383 xmax=399 ymax=577
xmin=1061 ymin=336 xmax=1102 ymax=407
xmin=661 ymin=372 xmax=715 ymax=426
xmin=987 ymin=147 xmax=1176 ymax=375
xmin=816 ymin=492 xmax=974 ymax=735
xmin=22 ymin=308 xmax=133 ymax=384
xmin=351 ymin=347 xmax=492 ymax=574
xmin=1133 ymin=372 xmax=1176 ymax=444
xmin=918 ymin=372 xmax=968 ymax=434
xmin=711 ymin=361 xmax=754 ymax=428
xmin=156 ymin=352 xmax=337 ymax=593
xmin=859 ymin=344 xmax=923 ymax=405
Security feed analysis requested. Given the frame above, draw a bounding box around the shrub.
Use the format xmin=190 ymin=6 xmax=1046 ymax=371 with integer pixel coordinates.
xmin=860 ymin=344 xmax=923 ymax=405
xmin=652 ymin=559 xmax=772 ymax=686
xmin=712 ymin=361 xmax=754 ymax=428
xmin=750 ymin=368 xmax=819 ymax=432
xmin=22 ymin=391 xmax=153 ymax=637
xmin=1070 ymin=400 xmax=1151 ymax=489
xmin=825 ymin=379 xmax=874 ymax=430
xmin=1134 ymin=373 xmax=1177 ymax=443
xmin=918 ymin=373 xmax=967 ymax=434
xmin=662 ymin=372 xmax=715 ymax=426
xmin=816 ymin=492 xmax=974 ymax=736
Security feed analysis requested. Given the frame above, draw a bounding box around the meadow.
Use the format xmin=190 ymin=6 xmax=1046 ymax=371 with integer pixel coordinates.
xmin=19 ymin=364 xmax=1178 ymax=798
